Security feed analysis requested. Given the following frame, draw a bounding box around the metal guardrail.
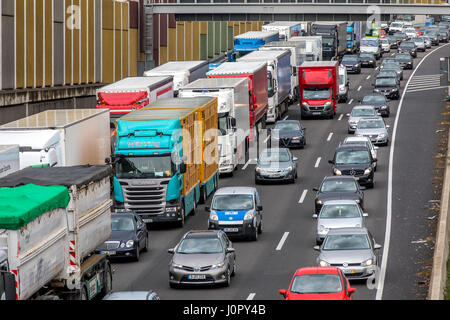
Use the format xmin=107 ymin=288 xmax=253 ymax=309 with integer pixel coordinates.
xmin=148 ymin=0 xmax=448 ymax=4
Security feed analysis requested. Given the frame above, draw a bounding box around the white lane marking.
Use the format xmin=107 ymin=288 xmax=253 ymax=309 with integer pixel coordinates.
xmin=276 ymin=232 xmax=290 ymax=251
xmin=338 ymin=114 xmax=344 ymax=121
xmin=246 ymin=293 xmax=256 ymax=300
xmin=283 ymin=115 xmax=289 ymax=120
xmin=298 ymin=189 xmax=308 ymax=204
xmin=406 ymin=86 xmax=448 ymax=93
xmin=314 ymin=157 xmax=321 ymax=168
xmin=366 ymin=75 xmax=371 ymax=80
xmin=327 ymin=132 xmax=333 ymax=141
xmin=376 ymin=43 xmax=450 ymax=301
xmin=357 ymin=85 xmax=362 ymax=91
xmin=348 ymin=98 xmax=354 ymax=105
xmin=242 ymin=159 xmax=252 ymax=170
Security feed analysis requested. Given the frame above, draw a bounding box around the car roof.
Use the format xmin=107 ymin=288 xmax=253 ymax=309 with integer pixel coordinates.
xmin=294 ymin=266 xmax=340 ymax=276
xmin=358 ymin=116 xmax=384 ymax=121
xmin=326 ymin=227 xmax=369 ymax=235
xmin=112 ymin=212 xmax=136 ymax=218
xmin=363 ymin=93 xmax=386 ymax=98
xmin=344 ymin=136 xmax=371 ymax=143
xmin=275 ymin=120 xmax=301 ymax=125
xmin=184 ymin=230 xmax=222 ymax=239
xmin=321 ymin=199 xmax=361 ymax=206
xmin=322 ymin=175 xmax=358 ymax=182
xmin=352 ymin=105 xmax=376 ymax=110
xmin=214 ymin=186 xmax=256 ymax=195
xmin=335 ymin=144 xmax=370 ymax=152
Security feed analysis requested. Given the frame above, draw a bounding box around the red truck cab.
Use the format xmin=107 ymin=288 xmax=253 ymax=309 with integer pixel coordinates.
xmin=298 ymin=61 xmax=339 ymax=120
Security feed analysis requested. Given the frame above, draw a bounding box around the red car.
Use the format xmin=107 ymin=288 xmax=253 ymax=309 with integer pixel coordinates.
xmin=278 ymin=267 xmax=356 ymax=300
xmin=380 ymin=30 xmax=386 ymax=39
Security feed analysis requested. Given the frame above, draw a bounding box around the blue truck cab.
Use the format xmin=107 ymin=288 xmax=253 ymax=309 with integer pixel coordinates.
xmin=206 ymin=187 xmax=263 ymax=241
xmin=347 ymin=22 xmax=356 ymax=53
xmin=229 ymin=31 xmax=280 ymax=62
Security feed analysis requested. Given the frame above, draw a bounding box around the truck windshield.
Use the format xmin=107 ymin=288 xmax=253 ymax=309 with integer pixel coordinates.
xmin=267 ymin=71 xmax=274 ymax=98
xmin=322 ymin=37 xmax=335 ymax=46
xmin=212 ymin=194 xmax=254 ymax=211
xmin=346 ymin=34 xmax=352 ymax=41
xmin=303 ymin=88 xmax=331 ymax=100
xmin=218 ymin=114 xmax=228 ymax=136
xmin=115 ymin=156 xmax=173 ymax=178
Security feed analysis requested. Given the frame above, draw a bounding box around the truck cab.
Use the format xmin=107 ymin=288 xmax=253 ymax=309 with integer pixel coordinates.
xmin=346 ymin=23 xmax=357 ymax=53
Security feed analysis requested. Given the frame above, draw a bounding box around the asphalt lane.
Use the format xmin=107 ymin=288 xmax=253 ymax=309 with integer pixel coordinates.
xmin=110 ymin=44 xmax=447 ymax=300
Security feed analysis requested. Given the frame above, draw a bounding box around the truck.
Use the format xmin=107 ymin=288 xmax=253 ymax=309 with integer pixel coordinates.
xmin=229 ymin=31 xmax=279 ymax=62
xmin=0 ymin=145 xmax=19 ymax=178
xmin=288 ymin=36 xmax=323 ymax=62
xmin=207 ymin=61 xmax=269 ymax=137
xmin=346 ymin=22 xmax=360 ymax=53
xmin=96 ymin=76 xmax=174 ymax=119
xmin=262 ymin=21 xmax=303 ymax=41
xmin=311 ymin=21 xmax=347 ymax=60
xmin=298 ymin=61 xmax=339 ymax=120
xmin=360 ymin=36 xmax=382 ymax=60
xmin=112 ymin=97 xmax=219 ymax=227
xmin=0 ymin=109 xmax=110 ymax=169
xmin=237 ymin=50 xmax=291 ymax=123
xmin=0 ymin=165 xmax=113 ymax=300
xmin=178 ymin=78 xmax=250 ymax=175
xmin=143 ymin=61 xmax=209 ymax=96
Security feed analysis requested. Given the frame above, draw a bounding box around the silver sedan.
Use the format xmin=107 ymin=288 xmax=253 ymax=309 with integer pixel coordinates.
xmin=346 ymin=105 xmax=378 ymax=134
xmin=313 ymin=200 xmax=368 ymax=245
xmin=355 ymin=116 xmax=390 ymax=146
xmin=314 ymin=227 xmax=382 ymax=280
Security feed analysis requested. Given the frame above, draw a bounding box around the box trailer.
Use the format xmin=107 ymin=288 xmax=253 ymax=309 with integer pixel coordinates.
xmin=0 ymin=145 xmax=19 ymax=178
xmin=230 ymin=31 xmax=279 ymax=61
xmin=262 ymin=21 xmax=303 ymax=40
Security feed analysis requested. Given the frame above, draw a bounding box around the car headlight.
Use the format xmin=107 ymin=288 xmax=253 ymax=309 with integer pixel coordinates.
xmin=210 ymin=213 xmax=219 ymax=221
xmin=354 ymin=64 xmax=359 ymax=67
xmin=374 ymin=88 xmax=380 ymax=92
xmin=291 ymin=136 xmax=301 ymax=141
xmin=315 ymin=199 xmax=323 ymax=205
xmin=126 ymin=240 xmax=134 ymax=248
xmin=319 ymin=260 xmax=329 ymax=267
xmin=364 ymin=168 xmax=372 ymax=175
xmin=255 ymin=166 xmax=262 ymax=173
xmin=363 ymin=259 xmax=373 ymax=266
xmin=369 ymin=60 xmax=374 ymax=63
xmin=120 ymin=242 xmax=126 ymax=248
xmin=378 ymin=133 xmax=387 ymax=138
xmin=391 ymin=88 xmax=398 ymax=91
xmin=211 ymin=262 xmax=225 ymax=270
xmin=324 ymin=101 xmax=331 ymax=107
xmin=244 ymin=211 xmax=255 ymax=220
xmin=334 ymin=168 xmax=342 ymax=175
xmin=380 ymin=105 xmax=388 ymax=109
xmin=302 ymin=102 xmax=309 ymax=107
xmin=284 ymin=166 xmax=293 ymax=172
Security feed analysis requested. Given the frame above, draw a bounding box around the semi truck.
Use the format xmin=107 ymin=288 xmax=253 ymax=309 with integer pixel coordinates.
xmin=112 ymin=97 xmax=219 ymax=227
xmin=178 ymin=78 xmax=250 ymax=175
xmin=0 ymin=165 xmax=113 ymax=300
xmin=346 ymin=22 xmax=360 ymax=53
xmin=229 ymin=31 xmax=279 ymax=62
xmin=298 ymin=61 xmax=339 ymax=119
xmin=288 ymin=36 xmax=323 ymax=62
xmin=237 ymin=50 xmax=291 ymax=123
xmin=311 ymin=21 xmax=347 ymax=60
xmin=96 ymin=76 xmax=173 ymax=120
xmin=262 ymin=21 xmax=303 ymax=41
xmin=0 ymin=145 xmax=19 ymax=178
xmin=207 ymin=61 xmax=269 ymax=137
xmin=0 ymin=109 xmax=110 ymax=169
xmin=143 ymin=61 xmax=209 ymax=96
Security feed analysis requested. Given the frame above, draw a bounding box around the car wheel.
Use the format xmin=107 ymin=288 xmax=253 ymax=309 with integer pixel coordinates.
xmin=133 ymin=244 xmax=140 ymax=261
xmin=231 ymin=263 xmax=236 ymax=277
xmin=199 ymin=186 xmax=207 ymax=204
xmin=224 ymin=269 xmax=231 ymax=287
xmin=258 ymin=221 xmax=262 ymax=234
xmin=169 ymin=282 xmax=179 ymax=289
xmin=368 ymin=182 xmax=375 ymax=189
xmin=142 ymin=234 xmax=149 ymax=252
xmin=250 ymin=226 xmax=258 ymax=241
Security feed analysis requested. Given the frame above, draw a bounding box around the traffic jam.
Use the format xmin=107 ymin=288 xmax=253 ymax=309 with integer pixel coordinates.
xmin=0 ymin=15 xmax=448 ymax=301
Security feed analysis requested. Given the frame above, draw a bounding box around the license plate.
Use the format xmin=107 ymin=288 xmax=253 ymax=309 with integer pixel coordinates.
xmin=101 ymin=251 xmax=116 ymax=255
xmin=143 ymin=218 xmax=153 ymax=223
xmin=224 ymin=228 xmax=239 ymax=232
xmin=268 ymin=173 xmax=280 ymax=178
xmin=188 ymin=274 xmax=206 ymax=280
xmin=312 ymin=112 xmax=321 ymax=115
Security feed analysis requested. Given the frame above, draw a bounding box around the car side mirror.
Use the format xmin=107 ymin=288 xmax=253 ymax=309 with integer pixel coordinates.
xmin=374 ymin=243 xmax=382 ymax=250
xmin=293 ymin=157 xmax=298 ymax=161
xmin=278 ymin=289 xmax=287 ymax=297
xmin=168 ymin=248 xmax=175 ymax=254
xmin=205 ymin=206 xmax=211 ymax=212
xmin=346 ymin=113 xmax=350 ymax=117
xmin=386 ymin=125 xmax=390 ymax=128
xmin=363 ymin=213 xmax=369 ymax=217
xmin=231 ymin=117 xmax=237 ymax=127
xmin=312 ymin=213 xmax=318 ymax=218
xmin=328 ymin=160 xmax=335 ymax=165
xmin=226 ymin=248 xmax=235 ymax=254
xmin=105 ymin=157 xmax=111 ymax=165
xmin=313 ymin=187 xmax=319 ymax=192
xmin=348 ymin=287 xmax=356 ymax=296
xmin=257 ymin=205 xmax=263 ymax=211
xmin=372 ymin=158 xmax=378 ymax=162
xmin=374 ymin=146 xmax=379 ymax=150
xmin=313 ymin=245 xmax=320 ymax=251
xmin=360 ymin=186 xmax=367 ymax=190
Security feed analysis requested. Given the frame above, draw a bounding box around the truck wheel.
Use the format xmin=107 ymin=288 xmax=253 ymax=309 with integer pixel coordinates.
xmin=177 ymin=204 xmax=185 ymax=228
xmin=199 ymin=187 xmax=207 ymax=204
xmin=80 ymin=286 xmax=89 ymax=301
xmin=101 ymin=264 xmax=113 ymax=297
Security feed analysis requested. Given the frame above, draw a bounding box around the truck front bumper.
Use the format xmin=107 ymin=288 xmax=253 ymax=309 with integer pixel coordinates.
xmin=208 ymin=220 xmax=257 ymax=239
xmin=301 ymin=106 xmax=334 ymax=118
xmin=140 ymin=207 xmax=183 ymax=224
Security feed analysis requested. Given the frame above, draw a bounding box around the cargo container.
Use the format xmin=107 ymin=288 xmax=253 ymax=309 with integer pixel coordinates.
xmin=0 ymin=109 xmax=110 ymax=169
xmin=289 ymin=36 xmax=323 ymax=62
xmin=230 ymin=31 xmax=279 ymax=61
xmin=143 ymin=61 xmax=209 ymax=95
xmin=178 ymin=78 xmax=250 ymax=174
xmin=238 ymin=50 xmax=291 ymax=123
xmin=0 ymin=165 xmax=113 ymax=300
xmin=0 ymin=145 xmax=19 ymax=178
xmin=262 ymin=21 xmax=303 ymax=41
xmin=310 ymin=22 xmax=347 ymax=60
xmin=96 ymin=76 xmax=174 ymax=119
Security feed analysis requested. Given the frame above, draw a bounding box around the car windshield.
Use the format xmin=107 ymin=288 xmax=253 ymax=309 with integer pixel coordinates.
xmin=335 ymin=150 xmax=371 ymax=164
xmin=362 ymin=95 xmax=386 ymax=104
xmin=375 ymin=78 xmax=397 ymax=86
xmin=212 ymin=194 xmax=254 ymax=211
xmin=400 ymin=42 xmax=414 ymax=48
xmin=320 ymin=180 xmax=357 ymax=192
xmin=361 ymin=39 xmax=379 ymax=47
xmin=274 ymin=122 xmax=301 ymax=132
xmin=359 ymin=53 xmax=374 ymax=59
xmin=405 ymin=28 xmax=415 ymax=32
xmin=380 ymin=39 xmax=389 ymax=44
xmin=351 ymin=108 xmax=375 ymax=117
xmin=379 ymin=71 xmax=397 ymax=78
xmin=111 ymin=217 xmax=135 ymax=231
xmin=383 ymin=63 xmax=400 ymax=70
xmin=259 ymin=149 xmax=291 ymax=163
xmin=115 ymin=156 xmax=173 ymax=179
xmin=358 ymin=119 xmax=385 ymax=129
xmin=396 ymin=54 xmax=410 ymax=59
xmin=390 ymin=23 xmax=403 ymax=28
xmin=320 ymin=204 xmax=361 ymax=219
xmin=303 ymin=88 xmax=331 ymax=100
xmin=290 ymin=274 xmax=342 ymax=294
xmin=413 ymin=39 xmax=423 ymax=44
xmin=322 ymin=234 xmax=371 ymax=250
xmin=177 ymin=238 xmax=223 ymax=254
xmin=322 ymin=37 xmax=335 ymax=46
xmin=421 ymin=36 xmax=430 ymax=40
xmin=342 ymin=55 xmax=358 ymax=62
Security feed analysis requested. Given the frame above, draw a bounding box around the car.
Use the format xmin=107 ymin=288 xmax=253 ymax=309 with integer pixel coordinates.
xmin=278 ymin=266 xmax=356 ymax=300
xmin=168 ymin=230 xmax=236 ymax=288
xmin=404 ymin=27 xmax=417 ymax=39
xmin=397 ymin=41 xmax=417 ymax=58
xmin=419 ymin=35 xmax=432 ymax=49
xmin=355 ymin=116 xmax=390 ymax=147
xmin=411 ymin=37 xmax=426 ymax=52
xmin=346 ymin=105 xmax=378 ymax=134
xmin=373 ymin=76 xmax=400 ymax=100
xmin=385 ymin=35 xmax=399 ymax=49
xmin=360 ymin=37 xmax=382 ymax=60
xmin=254 ymin=148 xmax=298 ymax=184
xmin=379 ymin=29 xmax=387 ymax=39
xmin=380 ymin=38 xmax=391 ymax=53
xmin=341 ymin=136 xmax=379 ymax=170
xmin=424 ymin=29 xmax=439 ymax=45
xmin=438 ymin=29 xmax=449 ymax=43
xmin=207 ymin=187 xmax=263 ymax=241
xmin=338 ymin=65 xmax=350 ymax=102
xmin=103 ymin=290 xmax=160 ymax=300
xmin=393 ymin=32 xmax=408 ymax=43
xmin=394 ymin=53 xmax=414 ymax=69
xmin=95 ymin=211 xmax=148 ymax=261
xmin=313 ymin=176 xmax=365 ymax=214
xmin=358 ymin=52 xmax=377 ymax=68
xmin=314 ymin=227 xmax=382 ymax=280
xmin=377 ymin=68 xmax=401 ymax=84
xmin=269 ymin=120 xmax=306 ymax=149
xmin=313 ymin=200 xmax=368 ymax=245
xmin=360 ymin=93 xmax=391 ymax=117
xmin=379 ymin=62 xmax=403 ymax=80
xmin=328 ymin=144 xmax=376 ymax=188
xmin=340 ymin=54 xmax=361 ymax=74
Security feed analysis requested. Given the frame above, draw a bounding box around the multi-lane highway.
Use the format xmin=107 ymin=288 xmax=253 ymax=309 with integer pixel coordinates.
xmin=110 ymin=43 xmax=450 ymax=300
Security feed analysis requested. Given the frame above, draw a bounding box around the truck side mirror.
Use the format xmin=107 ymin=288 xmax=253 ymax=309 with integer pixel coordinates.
xmin=230 ymin=118 xmax=236 ymax=127
xmin=180 ymin=162 xmax=187 ymax=174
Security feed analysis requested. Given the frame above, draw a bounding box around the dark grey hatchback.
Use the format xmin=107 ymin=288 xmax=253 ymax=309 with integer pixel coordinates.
xmin=269 ymin=120 xmax=306 ymax=149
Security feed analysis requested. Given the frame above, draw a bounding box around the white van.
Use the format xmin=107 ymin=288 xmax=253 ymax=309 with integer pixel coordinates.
xmin=360 ymin=37 xmax=382 ymax=59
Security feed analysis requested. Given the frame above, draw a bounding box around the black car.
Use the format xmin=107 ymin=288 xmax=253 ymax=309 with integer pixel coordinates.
xmin=359 ymin=52 xmax=377 ymax=68
xmin=438 ymin=29 xmax=449 ymax=43
xmin=393 ymin=32 xmax=408 ymax=44
xmin=313 ymin=176 xmax=365 ymax=214
xmin=424 ymin=30 xmax=439 ymax=45
xmin=95 ymin=211 xmax=149 ymax=261
xmin=360 ymin=93 xmax=390 ymax=117
xmin=373 ymin=77 xmax=400 ymax=100
xmin=394 ymin=53 xmax=414 ymax=69
xmin=340 ymin=54 xmax=361 ymax=74
xmin=386 ymin=35 xmax=399 ymax=49
xmin=377 ymin=68 xmax=401 ymax=83
xmin=397 ymin=41 xmax=417 ymax=58
xmin=328 ymin=144 xmax=377 ymax=188
xmin=269 ymin=120 xmax=306 ymax=148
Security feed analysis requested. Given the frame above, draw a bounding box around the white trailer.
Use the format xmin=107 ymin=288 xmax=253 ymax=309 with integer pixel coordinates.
xmin=0 ymin=145 xmax=19 ymax=178
xmin=262 ymin=21 xmax=304 ymax=40
xmin=0 ymin=109 xmax=110 ymax=169
xmin=143 ymin=61 xmax=209 ymax=95
xmin=289 ymin=36 xmax=323 ymax=62
xmin=178 ymin=78 xmax=250 ymax=175
xmin=0 ymin=165 xmax=113 ymax=300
